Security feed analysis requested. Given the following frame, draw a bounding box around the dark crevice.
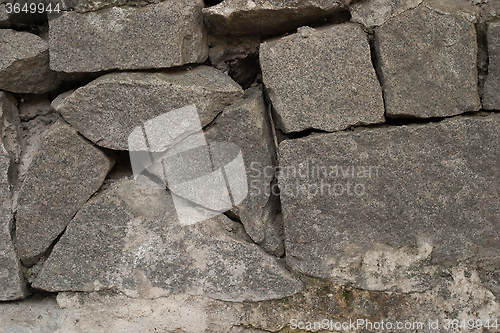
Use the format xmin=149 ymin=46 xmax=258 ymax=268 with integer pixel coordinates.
xmin=223 ymin=210 xmax=241 ymax=223
xmin=385 ymin=115 xmax=446 ymax=126
xmin=476 ymin=21 xmax=490 ymax=102
xmin=204 ymin=0 xmax=224 ymax=7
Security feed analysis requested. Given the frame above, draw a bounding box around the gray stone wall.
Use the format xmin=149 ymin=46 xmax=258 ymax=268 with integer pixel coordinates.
xmin=0 ymin=0 xmax=499 ymax=332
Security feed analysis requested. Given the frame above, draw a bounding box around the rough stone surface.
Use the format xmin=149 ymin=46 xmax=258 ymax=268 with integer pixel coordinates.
xmin=484 ymin=22 xmax=500 ymax=110
xmin=374 ymin=5 xmax=481 ymax=118
xmin=203 ymin=0 xmax=352 ymax=36
xmin=0 ymin=142 xmax=29 ymax=301
xmin=0 ymin=91 xmax=22 ymax=164
xmin=260 ymin=24 xmax=385 ymax=133
xmin=0 ymin=30 xmax=60 ymax=94
xmin=48 ymin=1 xmax=208 ymax=73
xmin=204 ymin=87 xmax=283 ymax=256
xmin=53 ymin=66 xmax=244 ymax=150
xmin=33 ymin=178 xmax=302 ymax=301
xmin=15 ymin=120 xmax=114 ymax=266
xmin=3 ymin=272 xmax=500 ymax=333
xmin=350 ymin=0 xmax=423 ymax=29
xmin=278 ymin=114 xmax=500 ymax=292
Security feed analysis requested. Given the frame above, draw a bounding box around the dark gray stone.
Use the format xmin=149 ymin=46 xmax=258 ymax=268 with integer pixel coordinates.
xmin=15 ymin=120 xmax=114 ymax=266
xmin=33 ymin=178 xmax=303 ymax=302
xmin=278 ymin=114 xmax=500 ymax=292
xmin=0 ymin=140 xmax=28 ymax=301
xmin=260 ymin=24 xmax=385 ymax=133
xmin=203 ymin=0 xmax=352 ymax=36
xmin=0 ymin=30 xmax=60 ymax=94
xmin=53 ymin=66 xmax=244 ymax=150
xmin=204 ymin=88 xmax=283 ymax=256
xmin=484 ymin=22 xmax=500 ymax=110
xmin=374 ymin=5 xmax=481 ymax=118
xmin=48 ymin=0 xmax=208 ymax=73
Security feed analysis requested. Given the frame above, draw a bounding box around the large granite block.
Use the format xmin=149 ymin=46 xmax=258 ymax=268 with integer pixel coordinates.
xmin=279 ymin=114 xmax=500 ymax=292
xmin=48 ymin=1 xmax=208 ymax=73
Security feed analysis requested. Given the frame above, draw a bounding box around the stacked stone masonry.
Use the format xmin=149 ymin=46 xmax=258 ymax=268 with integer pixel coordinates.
xmin=0 ymin=0 xmax=499 ymax=332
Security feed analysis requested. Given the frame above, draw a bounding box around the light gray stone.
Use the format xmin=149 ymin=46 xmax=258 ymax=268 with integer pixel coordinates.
xmin=278 ymin=114 xmax=500 ymax=292
xmin=15 ymin=120 xmax=114 ymax=266
xmin=484 ymin=22 xmax=500 ymax=110
xmin=374 ymin=5 xmax=481 ymax=118
xmin=18 ymin=95 xmax=55 ymax=121
xmin=203 ymin=0 xmax=352 ymax=36
xmin=53 ymin=66 xmax=244 ymax=150
xmin=0 ymin=91 xmax=21 ymax=164
xmin=350 ymin=0 xmax=423 ymax=29
xmin=48 ymin=1 xmax=208 ymax=73
xmin=260 ymin=24 xmax=385 ymax=133
xmin=0 ymin=30 xmax=60 ymax=94
xmin=34 ymin=178 xmax=302 ymax=302
xmin=204 ymin=88 xmax=283 ymax=256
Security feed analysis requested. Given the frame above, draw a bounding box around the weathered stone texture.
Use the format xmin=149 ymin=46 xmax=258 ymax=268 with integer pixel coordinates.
xmin=0 ymin=91 xmax=21 ymax=164
xmin=0 ymin=30 xmax=60 ymax=94
xmin=48 ymin=1 xmax=208 ymax=73
xmin=33 ymin=179 xmax=303 ymax=302
xmin=0 ymin=145 xmax=29 ymax=301
xmin=260 ymin=24 xmax=385 ymax=133
xmin=15 ymin=120 xmax=114 ymax=266
xmin=484 ymin=22 xmax=500 ymax=110
xmin=279 ymin=114 xmax=500 ymax=292
xmin=350 ymin=0 xmax=423 ymax=29
xmin=203 ymin=0 xmax=352 ymax=36
xmin=0 ymin=100 xmax=28 ymax=301
xmin=374 ymin=5 xmax=481 ymax=118
xmin=53 ymin=66 xmax=244 ymax=150
xmin=204 ymin=88 xmax=283 ymax=256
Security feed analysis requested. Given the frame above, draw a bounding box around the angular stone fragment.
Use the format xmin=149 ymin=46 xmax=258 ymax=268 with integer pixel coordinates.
xmin=374 ymin=5 xmax=481 ymax=118
xmin=260 ymin=24 xmax=385 ymax=133
xmin=278 ymin=115 xmax=500 ymax=292
xmin=53 ymin=66 xmax=244 ymax=150
xmin=203 ymin=0 xmax=352 ymax=36
xmin=15 ymin=120 xmax=114 ymax=266
xmin=204 ymin=88 xmax=283 ymax=256
xmin=0 ymin=142 xmax=28 ymax=301
xmin=350 ymin=0 xmax=423 ymax=29
xmin=0 ymin=91 xmax=21 ymax=164
xmin=0 ymin=30 xmax=60 ymax=94
xmin=484 ymin=22 xmax=500 ymax=110
xmin=33 ymin=179 xmax=303 ymax=301
xmin=0 ymin=3 xmax=9 ymax=28
xmin=48 ymin=1 xmax=208 ymax=73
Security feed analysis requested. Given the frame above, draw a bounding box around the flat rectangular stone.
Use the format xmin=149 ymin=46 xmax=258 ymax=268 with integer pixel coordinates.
xmin=48 ymin=1 xmax=208 ymax=73
xmin=374 ymin=5 xmax=481 ymax=118
xmin=278 ymin=115 xmax=500 ymax=292
xmin=484 ymin=22 xmax=500 ymax=110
